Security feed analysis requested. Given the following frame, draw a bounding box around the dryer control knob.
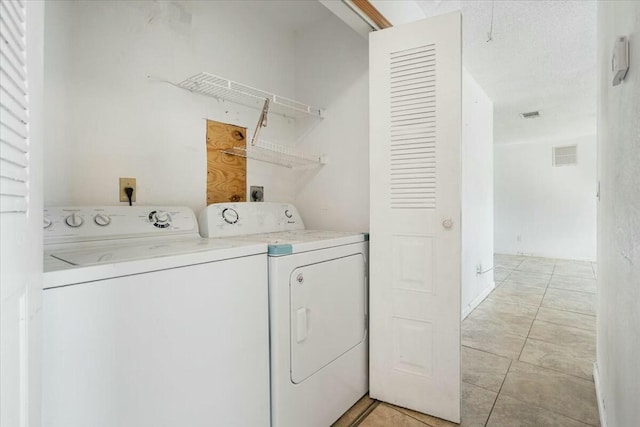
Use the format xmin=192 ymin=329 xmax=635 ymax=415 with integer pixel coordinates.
xmin=285 ymin=209 xmax=293 ymax=219
xmin=222 ymin=208 xmax=239 ymax=224
xmin=65 ymin=213 xmax=83 ymax=228
xmin=43 ymin=217 xmax=53 ymax=229
xmin=94 ymin=213 xmax=111 ymax=227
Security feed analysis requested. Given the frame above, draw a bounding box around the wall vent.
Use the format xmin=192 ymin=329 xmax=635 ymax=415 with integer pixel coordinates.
xmin=552 ymin=145 xmax=578 ymax=166
xmin=520 ymin=110 xmax=542 ymax=119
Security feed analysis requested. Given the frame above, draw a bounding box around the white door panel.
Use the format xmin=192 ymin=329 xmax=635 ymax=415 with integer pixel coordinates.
xmin=369 ymin=12 xmax=462 ymax=423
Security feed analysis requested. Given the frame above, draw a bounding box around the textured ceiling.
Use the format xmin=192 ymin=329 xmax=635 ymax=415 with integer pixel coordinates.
xmin=415 ymin=0 xmax=597 ymax=144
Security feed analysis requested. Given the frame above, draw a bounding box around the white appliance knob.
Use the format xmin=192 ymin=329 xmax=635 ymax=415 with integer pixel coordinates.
xmin=442 ymin=218 xmax=453 ymax=229
xmin=155 ymin=211 xmax=170 ymax=223
xmin=65 ymin=213 xmax=83 ymax=228
xmin=285 ymin=209 xmax=293 ymax=219
xmin=43 ymin=217 xmax=53 ymax=229
xmin=222 ymin=208 xmax=239 ymax=224
xmin=94 ymin=213 xmax=111 ymax=227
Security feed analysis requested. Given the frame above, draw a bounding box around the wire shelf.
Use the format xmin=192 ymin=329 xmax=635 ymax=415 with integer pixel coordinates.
xmin=220 ymin=140 xmax=326 ymax=169
xmin=177 ymin=72 xmax=323 ymax=120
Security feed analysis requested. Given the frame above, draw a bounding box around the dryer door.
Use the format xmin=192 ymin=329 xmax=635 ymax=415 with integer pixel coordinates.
xmin=290 ymin=253 xmax=366 ymax=384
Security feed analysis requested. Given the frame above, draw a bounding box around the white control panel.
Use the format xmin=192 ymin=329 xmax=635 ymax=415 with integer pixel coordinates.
xmin=198 ymin=202 xmax=305 ymax=238
xmin=43 ymin=206 xmax=199 ymax=245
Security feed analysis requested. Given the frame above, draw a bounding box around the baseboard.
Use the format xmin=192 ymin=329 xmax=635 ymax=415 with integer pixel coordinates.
xmin=593 ymin=362 xmax=608 ymax=427
xmin=462 ymin=281 xmax=495 ymax=320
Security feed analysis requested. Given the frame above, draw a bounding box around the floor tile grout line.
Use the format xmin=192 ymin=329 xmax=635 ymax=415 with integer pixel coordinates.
xmin=539 ymin=304 xmax=596 ymax=317
xmin=462 ymin=344 xmax=512 ymax=362
xmin=351 ymin=400 xmax=380 ymax=427
xmin=531 ymin=317 xmax=596 ymax=332
xmin=483 ymin=357 xmax=513 ymax=427
xmin=497 ymin=385 xmax=601 ymax=427
xmin=382 ymin=403 xmax=437 ymax=427
xmin=530 ymin=318 xmax=597 ymax=335
xmin=500 ymin=360 xmax=600 ymax=426
xmin=517 ymin=263 xmax=554 ymax=360
xmin=519 ymin=338 xmax=596 ymax=382
xmin=546 ymin=286 xmax=598 ymax=296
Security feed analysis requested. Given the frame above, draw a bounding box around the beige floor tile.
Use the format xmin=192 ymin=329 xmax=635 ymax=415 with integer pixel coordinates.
xmin=493 ymin=267 xmax=512 ymax=282
xmin=500 ymin=361 xmax=600 ymax=425
xmin=474 ymin=297 xmax=539 ymax=317
xmin=528 ymin=320 xmax=596 ymax=353
xmin=486 ymin=283 xmax=546 ymax=307
xmin=464 ymin=302 xmax=536 ymax=337
xmin=504 ymin=270 xmax=552 ymax=287
xmin=516 ymin=258 xmax=556 ymax=274
xmin=462 ymin=346 xmax=511 ymax=392
xmin=393 ymin=383 xmax=497 ymax=427
xmin=542 ymin=288 xmax=596 ymax=315
xmin=462 ymin=324 xmax=527 ymax=359
xmin=549 ymin=275 xmax=597 ymax=293
xmin=359 ymin=404 xmax=430 ymax=427
xmin=519 ymin=338 xmax=595 ymax=380
xmin=535 ymin=307 xmax=596 ymax=332
xmin=332 ymin=394 xmax=375 ymax=427
xmin=486 ymin=394 xmax=593 ymax=427
xmin=553 ymin=262 xmax=595 ymax=279
xmin=494 ymin=254 xmax=525 ymax=269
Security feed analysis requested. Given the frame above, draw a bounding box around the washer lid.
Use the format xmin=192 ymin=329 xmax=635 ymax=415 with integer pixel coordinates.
xmin=48 ymin=238 xmax=261 ymax=267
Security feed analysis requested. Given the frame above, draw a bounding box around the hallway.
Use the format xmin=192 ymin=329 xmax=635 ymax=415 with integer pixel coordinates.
xmin=334 ymin=254 xmax=599 ymax=426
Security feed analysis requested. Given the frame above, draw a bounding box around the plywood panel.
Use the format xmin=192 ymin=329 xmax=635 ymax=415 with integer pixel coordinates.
xmin=206 ymin=120 xmax=246 ymax=204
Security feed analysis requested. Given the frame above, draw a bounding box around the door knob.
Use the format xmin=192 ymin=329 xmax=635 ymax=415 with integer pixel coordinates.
xmin=442 ymin=218 xmax=453 ymax=229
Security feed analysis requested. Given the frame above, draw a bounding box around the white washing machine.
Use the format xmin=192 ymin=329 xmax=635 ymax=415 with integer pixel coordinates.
xmin=199 ymin=202 xmax=369 ymax=427
xmin=42 ymin=206 xmax=270 ymax=427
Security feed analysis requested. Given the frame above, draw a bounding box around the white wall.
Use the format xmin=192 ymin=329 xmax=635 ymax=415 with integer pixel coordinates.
xmin=461 ymin=69 xmax=494 ymax=318
xmin=494 ymin=134 xmax=597 ymax=260
xmin=293 ymin=14 xmax=370 ymax=232
xmin=43 ymin=1 xmax=302 ymax=212
xmin=595 ymin=2 xmax=640 ymax=426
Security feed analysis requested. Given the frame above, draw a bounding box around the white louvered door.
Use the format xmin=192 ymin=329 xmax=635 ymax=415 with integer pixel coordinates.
xmin=369 ymin=12 xmax=462 ymax=423
xmin=1 ymin=0 xmax=44 ymax=426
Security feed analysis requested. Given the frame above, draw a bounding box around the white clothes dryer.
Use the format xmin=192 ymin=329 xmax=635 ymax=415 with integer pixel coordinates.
xmin=42 ymin=206 xmax=270 ymax=427
xmin=199 ymin=202 xmax=369 ymax=427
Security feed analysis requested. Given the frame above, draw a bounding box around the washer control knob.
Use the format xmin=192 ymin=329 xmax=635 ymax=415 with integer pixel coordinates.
xmin=285 ymin=209 xmax=293 ymax=219
xmin=43 ymin=217 xmax=53 ymax=229
xmin=222 ymin=208 xmax=239 ymax=224
xmin=65 ymin=213 xmax=83 ymax=228
xmin=94 ymin=213 xmax=111 ymax=227
xmin=154 ymin=211 xmax=170 ymax=223
xmin=148 ymin=210 xmax=172 ymax=228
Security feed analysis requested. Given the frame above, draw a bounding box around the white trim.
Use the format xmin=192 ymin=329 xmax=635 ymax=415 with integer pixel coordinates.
xmin=593 ymin=362 xmax=608 ymax=427
xmin=462 ymin=281 xmax=495 ymax=320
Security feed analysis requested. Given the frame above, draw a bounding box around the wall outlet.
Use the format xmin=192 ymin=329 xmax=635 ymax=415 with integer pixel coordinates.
xmin=250 ymin=186 xmax=264 ymax=202
xmin=119 ymin=177 xmax=137 ymax=203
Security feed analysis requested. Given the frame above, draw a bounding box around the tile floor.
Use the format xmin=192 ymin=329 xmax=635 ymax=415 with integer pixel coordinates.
xmin=333 ymin=254 xmax=599 ymax=427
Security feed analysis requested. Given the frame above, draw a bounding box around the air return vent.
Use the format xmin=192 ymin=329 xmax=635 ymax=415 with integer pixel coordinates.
xmin=552 ymin=145 xmax=577 ymax=166
xmin=520 ymin=110 xmax=542 ymax=119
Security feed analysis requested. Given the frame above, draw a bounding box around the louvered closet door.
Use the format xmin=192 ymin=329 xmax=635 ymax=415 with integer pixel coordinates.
xmin=1 ymin=0 xmax=44 ymax=425
xmin=369 ymin=12 xmax=462 ymax=423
